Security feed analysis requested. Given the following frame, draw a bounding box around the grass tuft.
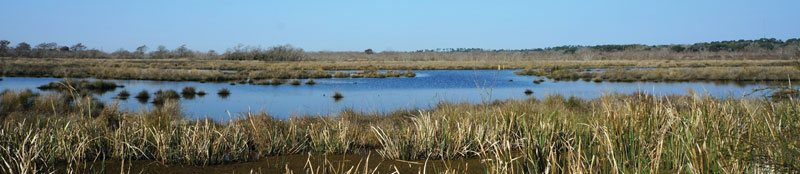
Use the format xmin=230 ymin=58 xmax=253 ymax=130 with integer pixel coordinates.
xmin=305 ymin=79 xmax=316 ymax=85
xmin=117 ymin=90 xmax=130 ymax=99
xmin=332 ymin=92 xmax=343 ymax=100
xmin=289 ymin=79 xmax=301 ymax=85
xmin=217 ymin=88 xmax=231 ymax=98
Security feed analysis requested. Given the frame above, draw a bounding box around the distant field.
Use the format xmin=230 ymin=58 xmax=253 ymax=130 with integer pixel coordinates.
xmin=2 ymin=57 xmax=799 ymax=82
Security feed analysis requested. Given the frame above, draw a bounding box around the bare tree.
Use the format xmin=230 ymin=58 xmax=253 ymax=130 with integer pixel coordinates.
xmin=112 ymin=48 xmax=133 ymax=59
xmin=70 ymin=43 xmax=87 ymax=58
xmin=152 ymin=45 xmax=169 ymax=58
xmin=135 ymin=45 xmax=148 ymax=58
xmin=175 ymin=44 xmax=192 ymax=58
xmin=71 ymin=43 xmax=86 ymax=52
xmin=0 ymin=40 xmax=10 ymax=56
xmin=15 ymin=42 xmax=31 ymax=57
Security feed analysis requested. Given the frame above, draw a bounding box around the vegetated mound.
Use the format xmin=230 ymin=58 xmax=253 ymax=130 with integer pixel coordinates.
xmin=37 ymin=79 xmax=123 ymax=94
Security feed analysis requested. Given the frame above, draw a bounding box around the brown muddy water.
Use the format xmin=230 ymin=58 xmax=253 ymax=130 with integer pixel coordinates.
xmin=57 ymin=152 xmax=485 ymax=173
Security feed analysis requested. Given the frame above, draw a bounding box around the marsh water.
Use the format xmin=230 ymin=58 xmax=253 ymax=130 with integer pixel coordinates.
xmin=0 ymin=70 xmax=776 ymax=120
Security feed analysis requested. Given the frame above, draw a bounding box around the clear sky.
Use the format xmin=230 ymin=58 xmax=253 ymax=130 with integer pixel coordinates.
xmin=1 ymin=0 xmax=799 ymax=52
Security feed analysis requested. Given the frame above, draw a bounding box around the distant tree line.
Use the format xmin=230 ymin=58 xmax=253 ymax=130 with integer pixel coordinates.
xmin=223 ymin=44 xmax=304 ymax=61
xmin=0 ymin=40 xmax=305 ymax=61
xmin=415 ymin=38 xmax=800 ymax=54
xmin=0 ymin=41 xmax=108 ymax=58
xmin=1 ymin=38 xmax=799 ymax=61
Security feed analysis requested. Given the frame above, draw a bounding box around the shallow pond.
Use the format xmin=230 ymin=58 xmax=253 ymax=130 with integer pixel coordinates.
xmin=0 ymin=70 xmax=777 ymax=120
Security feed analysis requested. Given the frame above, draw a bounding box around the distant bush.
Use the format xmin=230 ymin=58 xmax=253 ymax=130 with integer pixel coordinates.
xmin=181 ymin=86 xmax=197 ymax=95
xmin=289 ymin=79 xmax=301 ymax=85
xmin=217 ymin=88 xmax=231 ymax=95
xmin=37 ymin=80 xmax=122 ymax=94
xmin=117 ymin=90 xmax=130 ymax=99
xmin=224 ymin=44 xmax=305 ymax=61
xmin=152 ymin=90 xmax=180 ymax=105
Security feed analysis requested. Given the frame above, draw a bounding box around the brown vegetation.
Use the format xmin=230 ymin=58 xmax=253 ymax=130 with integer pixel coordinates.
xmin=0 ymin=89 xmax=798 ymax=173
xmin=516 ymin=66 xmax=800 ymax=82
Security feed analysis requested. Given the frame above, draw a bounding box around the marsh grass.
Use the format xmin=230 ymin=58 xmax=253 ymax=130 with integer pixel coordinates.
xmin=305 ymin=79 xmax=316 ymax=85
xmin=0 ymin=89 xmax=38 ymax=116
xmin=152 ymin=90 xmax=180 ymax=105
xmin=333 ymin=71 xmax=351 ymax=78
xmin=117 ymin=90 xmax=130 ymax=100
xmin=10 ymin=57 xmax=798 ymax=83
xmin=517 ymin=66 xmax=800 ymax=82
xmin=181 ymin=86 xmax=197 ymax=100
xmin=181 ymin=86 xmax=197 ymax=96
xmin=404 ymin=69 xmax=416 ymax=77
xmin=196 ymin=90 xmax=206 ymax=96
xmin=37 ymin=79 xmax=123 ymax=94
xmin=0 ymin=89 xmax=798 ymax=173
xmin=217 ymin=88 xmax=231 ymax=98
xmin=289 ymin=79 xmax=301 ymax=85
xmin=270 ymin=78 xmax=287 ymax=86
xmin=332 ymin=92 xmax=343 ymax=100
xmin=134 ymin=90 xmax=149 ymax=99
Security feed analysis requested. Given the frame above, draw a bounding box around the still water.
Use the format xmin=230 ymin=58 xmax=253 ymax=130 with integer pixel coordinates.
xmin=0 ymin=70 xmax=775 ymax=119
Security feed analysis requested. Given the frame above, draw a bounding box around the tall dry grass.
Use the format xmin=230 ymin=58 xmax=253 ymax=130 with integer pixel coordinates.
xmin=0 ymin=89 xmax=797 ymax=173
xmin=2 ymin=57 xmax=798 ymax=82
xmin=517 ymin=66 xmax=800 ymax=82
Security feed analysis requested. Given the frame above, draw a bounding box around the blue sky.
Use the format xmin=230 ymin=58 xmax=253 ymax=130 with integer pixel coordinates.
xmin=1 ymin=0 xmax=798 ymax=52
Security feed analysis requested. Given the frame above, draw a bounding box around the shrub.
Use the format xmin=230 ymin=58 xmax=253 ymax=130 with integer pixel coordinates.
xmin=332 ymin=92 xmax=343 ymax=100
xmin=152 ymin=90 xmax=180 ymax=105
xmin=0 ymin=89 xmax=38 ymax=114
xmin=289 ymin=79 xmax=301 ymax=85
xmin=217 ymin=88 xmax=231 ymax=96
xmin=270 ymin=79 xmax=286 ymax=86
xmin=403 ymin=70 xmax=416 ymax=77
xmin=334 ymin=71 xmax=351 ymax=78
xmin=117 ymin=90 xmax=130 ymax=99
xmin=135 ymin=90 xmax=150 ymax=100
xmin=181 ymin=86 xmax=197 ymax=95
xmin=37 ymin=80 xmax=122 ymax=94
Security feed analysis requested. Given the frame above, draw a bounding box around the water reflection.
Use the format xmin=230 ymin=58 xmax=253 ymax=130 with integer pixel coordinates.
xmin=134 ymin=90 xmax=150 ymax=104
xmin=332 ymin=92 xmax=343 ymax=102
xmin=217 ymin=88 xmax=230 ymax=99
xmin=182 ymin=94 xmax=196 ymax=100
xmin=0 ymin=70 xmax=781 ymax=119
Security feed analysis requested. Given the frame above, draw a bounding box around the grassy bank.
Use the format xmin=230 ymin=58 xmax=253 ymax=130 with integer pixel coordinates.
xmin=3 ymin=57 xmax=799 ymax=82
xmin=516 ymin=66 xmax=800 ymax=82
xmin=0 ymin=59 xmax=418 ymax=82
xmin=3 ymin=58 xmax=798 ymax=71
xmin=0 ymin=88 xmax=798 ymax=173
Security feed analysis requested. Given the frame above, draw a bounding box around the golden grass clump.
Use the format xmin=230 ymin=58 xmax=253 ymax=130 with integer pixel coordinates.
xmin=0 ymin=89 xmax=798 ymax=173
